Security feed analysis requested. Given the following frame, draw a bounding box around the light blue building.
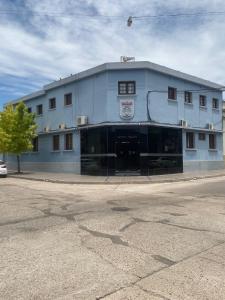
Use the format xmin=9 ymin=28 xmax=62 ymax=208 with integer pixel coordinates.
xmin=5 ymin=61 xmax=224 ymax=175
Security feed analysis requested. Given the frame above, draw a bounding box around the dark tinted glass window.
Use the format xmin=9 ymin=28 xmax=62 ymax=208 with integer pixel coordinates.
xmin=64 ymin=133 xmax=73 ymax=150
xmin=209 ymin=134 xmax=216 ymax=149
xmin=81 ymin=127 xmax=107 ymax=154
xmin=49 ymin=98 xmax=56 ymax=109
xmin=32 ymin=137 xmax=38 ymax=152
xmin=168 ymin=87 xmax=177 ymax=100
xmin=53 ymin=135 xmax=60 ymax=151
xmin=186 ymin=132 xmax=195 ymax=149
xmin=148 ymin=127 xmax=182 ymax=154
xmin=64 ymin=93 xmax=72 ymax=106
xmin=27 ymin=107 xmax=32 ymax=113
xmin=36 ymin=104 xmax=43 ymax=115
xmin=118 ymin=81 xmax=135 ymax=95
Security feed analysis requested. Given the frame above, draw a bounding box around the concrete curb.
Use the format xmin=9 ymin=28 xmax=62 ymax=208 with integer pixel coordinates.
xmin=8 ymin=173 xmax=225 ymax=185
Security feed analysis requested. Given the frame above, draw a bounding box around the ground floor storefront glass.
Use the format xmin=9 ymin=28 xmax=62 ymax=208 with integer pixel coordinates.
xmin=81 ymin=126 xmax=183 ymax=176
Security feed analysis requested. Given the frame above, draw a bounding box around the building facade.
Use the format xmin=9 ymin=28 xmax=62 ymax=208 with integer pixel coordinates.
xmin=223 ymin=101 xmax=225 ymax=159
xmin=5 ymin=61 xmax=224 ymax=175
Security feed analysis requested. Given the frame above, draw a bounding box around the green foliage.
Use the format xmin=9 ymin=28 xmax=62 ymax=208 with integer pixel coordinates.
xmin=0 ymin=101 xmax=37 ymax=156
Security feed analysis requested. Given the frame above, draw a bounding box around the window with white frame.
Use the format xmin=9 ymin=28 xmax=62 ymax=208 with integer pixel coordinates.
xmin=209 ymin=134 xmax=216 ymax=149
xmin=53 ymin=135 xmax=60 ymax=151
xmin=36 ymin=104 xmax=43 ymax=115
xmin=49 ymin=98 xmax=56 ymax=109
xmin=64 ymin=93 xmax=72 ymax=106
xmin=186 ymin=132 xmax=195 ymax=149
xmin=118 ymin=81 xmax=136 ymax=95
xmin=212 ymin=98 xmax=219 ymax=109
xmin=168 ymin=87 xmax=177 ymax=100
xmin=64 ymin=133 xmax=73 ymax=150
xmin=199 ymin=95 xmax=206 ymax=107
xmin=184 ymin=91 xmax=192 ymax=104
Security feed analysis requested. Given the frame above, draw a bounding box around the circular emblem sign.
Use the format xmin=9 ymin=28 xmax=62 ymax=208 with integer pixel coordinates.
xmin=120 ymin=99 xmax=134 ymax=120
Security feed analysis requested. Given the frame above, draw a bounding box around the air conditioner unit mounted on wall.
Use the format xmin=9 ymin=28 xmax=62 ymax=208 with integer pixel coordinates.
xmin=44 ymin=126 xmax=50 ymax=132
xmin=59 ymin=123 xmax=66 ymax=130
xmin=207 ymin=123 xmax=214 ymax=130
xmin=180 ymin=120 xmax=188 ymax=127
xmin=77 ymin=116 xmax=88 ymax=126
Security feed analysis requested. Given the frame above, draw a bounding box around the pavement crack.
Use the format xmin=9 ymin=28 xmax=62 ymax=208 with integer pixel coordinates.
xmin=39 ymin=208 xmax=94 ymax=222
xmin=81 ymin=240 xmax=138 ymax=279
xmin=152 ymin=255 xmax=176 ymax=266
xmin=0 ymin=209 xmax=94 ymax=227
xmin=95 ymin=286 xmax=125 ymax=299
xmin=119 ymin=217 xmax=152 ymax=232
xmin=135 ymin=240 xmax=225 ymax=284
xmin=79 ymin=225 xmax=129 ymax=246
xmin=138 ymin=286 xmax=172 ymax=300
xmin=0 ymin=215 xmax=48 ymax=227
xmin=119 ymin=220 xmax=136 ymax=232
xmin=199 ymin=256 xmax=225 ymax=266
xmin=157 ymin=220 xmax=225 ymax=235
xmin=60 ymin=204 xmax=70 ymax=211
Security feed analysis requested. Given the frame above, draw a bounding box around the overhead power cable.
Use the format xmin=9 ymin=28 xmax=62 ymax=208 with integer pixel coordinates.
xmin=0 ymin=9 xmax=225 ymax=19
xmin=146 ymin=88 xmax=225 ymax=93
xmin=132 ymin=11 xmax=225 ymax=19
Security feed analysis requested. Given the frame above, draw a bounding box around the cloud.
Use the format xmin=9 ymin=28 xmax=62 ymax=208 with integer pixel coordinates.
xmin=0 ymin=0 xmax=225 ymax=107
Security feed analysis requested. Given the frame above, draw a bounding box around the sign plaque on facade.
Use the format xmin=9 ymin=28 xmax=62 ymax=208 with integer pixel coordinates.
xmin=120 ymin=99 xmax=134 ymax=120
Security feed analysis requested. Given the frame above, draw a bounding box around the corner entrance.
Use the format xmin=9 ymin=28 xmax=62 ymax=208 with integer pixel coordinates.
xmin=115 ymin=129 xmax=140 ymax=175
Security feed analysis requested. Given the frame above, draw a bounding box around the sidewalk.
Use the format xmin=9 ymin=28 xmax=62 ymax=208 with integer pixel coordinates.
xmin=8 ymin=169 xmax=225 ymax=184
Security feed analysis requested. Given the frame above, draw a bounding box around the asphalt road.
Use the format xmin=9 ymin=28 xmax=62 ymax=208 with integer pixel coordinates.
xmin=1 ymin=177 xmax=225 ymax=299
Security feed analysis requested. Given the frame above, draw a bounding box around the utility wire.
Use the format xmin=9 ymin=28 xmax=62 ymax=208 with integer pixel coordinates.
xmin=0 ymin=9 xmax=225 ymax=19
xmin=146 ymin=88 xmax=225 ymax=93
xmin=133 ymin=11 xmax=225 ymax=19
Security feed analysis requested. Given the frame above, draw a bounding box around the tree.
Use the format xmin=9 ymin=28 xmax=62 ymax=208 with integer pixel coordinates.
xmin=0 ymin=102 xmax=37 ymax=173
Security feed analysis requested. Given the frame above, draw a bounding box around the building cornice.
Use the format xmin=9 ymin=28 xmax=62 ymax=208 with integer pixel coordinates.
xmin=6 ymin=61 xmax=224 ymax=105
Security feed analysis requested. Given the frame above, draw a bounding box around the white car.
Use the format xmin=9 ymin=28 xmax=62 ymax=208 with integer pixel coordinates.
xmin=0 ymin=160 xmax=7 ymax=177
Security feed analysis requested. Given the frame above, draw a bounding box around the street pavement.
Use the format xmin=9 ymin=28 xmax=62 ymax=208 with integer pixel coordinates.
xmin=1 ymin=177 xmax=225 ymax=299
xmin=8 ymin=168 xmax=225 ymax=184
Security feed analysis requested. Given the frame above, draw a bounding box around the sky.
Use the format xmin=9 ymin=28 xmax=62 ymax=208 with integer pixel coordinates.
xmin=0 ymin=0 xmax=225 ymax=108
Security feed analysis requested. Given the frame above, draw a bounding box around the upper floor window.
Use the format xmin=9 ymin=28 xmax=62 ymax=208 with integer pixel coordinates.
xmin=36 ymin=104 xmax=43 ymax=115
xmin=184 ymin=91 xmax=192 ymax=104
xmin=27 ymin=107 xmax=32 ymax=113
xmin=212 ymin=98 xmax=219 ymax=109
xmin=186 ymin=132 xmax=195 ymax=149
xmin=118 ymin=81 xmax=136 ymax=95
xmin=53 ymin=135 xmax=60 ymax=151
xmin=32 ymin=137 xmax=38 ymax=152
xmin=64 ymin=93 xmax=72 ymax=106
xmin=49 ymin=98 xmax=56 ymax=109
xmin=168 ymin=87 xmax=177 ymax=100
xmin=209 ymin=134 xmax=216 ymax=149
xmin=64 ymin=133 xmax=73 ymax=150
xmin=199 ymin=95 xmax=206 ymax=107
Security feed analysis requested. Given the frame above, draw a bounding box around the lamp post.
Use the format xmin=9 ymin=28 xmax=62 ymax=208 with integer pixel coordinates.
xmin=127 ymin=16 xmax=133 ymax=26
